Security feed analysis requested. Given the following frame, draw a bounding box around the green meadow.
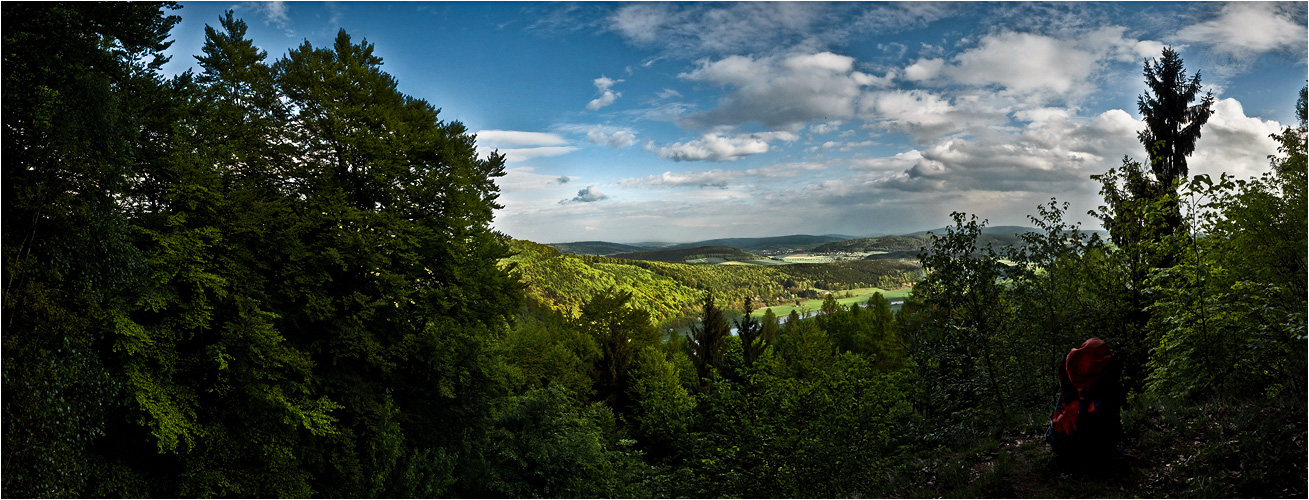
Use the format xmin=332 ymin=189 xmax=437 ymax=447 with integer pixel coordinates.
xmin=752 ymin=286 xmax=913 ymax=318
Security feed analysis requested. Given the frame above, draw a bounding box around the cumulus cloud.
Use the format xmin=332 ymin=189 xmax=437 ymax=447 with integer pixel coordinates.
xmin=560 ymin=185 xmax=609 ymax=204
xmin=948 ymin=32 xmax=1099 ymax=96
xmin=587 ymin=76 xmax=623 ymax=111
xmin=871 ymin=108 xmax=1143 ymax=194
xmin=679 ymin=52 xmax=890 ymax=130
xmin=902 ymin=57 xmax=944 ymax=82
xmin=648 ymin=131 xmax=798 ymax=162
xmin=1177 ymin=3 xmax=1307 ymax=60
xmin=1188 ymin=98 xmax=1286 ymax=180
xmin=586 ymin=127 xmax=637 ymax=148
xmin=889 ymin=27 xmax=1164 ymax=108
xmin=860 ymin=89 xmax=1008 ymax=142
xmin=557 ymin=176 xmax=571 ymax=184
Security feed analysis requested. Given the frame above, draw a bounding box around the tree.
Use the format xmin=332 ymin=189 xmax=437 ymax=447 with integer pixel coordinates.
xmin=577 ymin=289 xmax=661 ymax=413
xmin=2 ymin=3 xmax=180 ymax=496
xmin=1138 ymin=47 xmax=1214 ymax=190
xmin=906 ymin=212 xmax=1013 ymax=434
xmin=271 ymin=29 xmax=520 ymax=497
xmin=736 ymin=300 xmax=766 ymax=367
xmin=687 ymin=293 xmax=730 ymax=384
xmin=1145 ymin=87 xmax=1307 ymax=400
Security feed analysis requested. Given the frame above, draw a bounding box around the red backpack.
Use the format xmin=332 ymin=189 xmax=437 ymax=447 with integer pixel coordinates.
xmin=1048 ymin=338 xmax=1123 ymax=457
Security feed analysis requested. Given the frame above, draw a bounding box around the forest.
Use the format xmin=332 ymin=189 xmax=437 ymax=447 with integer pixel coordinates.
xmin=3 ymin=4 xmax=1306 ymax=498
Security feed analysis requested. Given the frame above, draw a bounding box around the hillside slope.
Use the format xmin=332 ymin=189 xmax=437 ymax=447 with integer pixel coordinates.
xmin=502 ymin=239 xmax=919 ymax=327
xmin=610 ymin=245 xmax=765 ymax=263
xmin=547 ymin=241 xmax=650 ymax=255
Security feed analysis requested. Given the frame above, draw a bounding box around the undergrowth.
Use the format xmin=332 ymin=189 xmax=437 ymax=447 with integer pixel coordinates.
xmin=891 ymin=393 xmax=1307 ymax=498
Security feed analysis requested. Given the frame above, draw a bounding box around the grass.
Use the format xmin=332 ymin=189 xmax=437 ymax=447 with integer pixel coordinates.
xmin=751 ymin=286 xmax=914 ymax=318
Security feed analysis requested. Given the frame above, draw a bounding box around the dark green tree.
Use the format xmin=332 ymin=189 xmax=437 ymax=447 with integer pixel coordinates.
xmin=907 ymin=212 xmax=1013 ymax=435
xmin=736 ymin=299 xmax=766 ymax=367
xmin=2 ymin=3 xmax=180 ymax=496
xmin=577 ymin=289 xmax=662 ymax=413
xmin=1138 ymin=47 xmax=1214 ymax=190
xmin=271 ymin=29 xmax=520 ymax=496
xmin=687 ymin=293 xmax=730 ymax=384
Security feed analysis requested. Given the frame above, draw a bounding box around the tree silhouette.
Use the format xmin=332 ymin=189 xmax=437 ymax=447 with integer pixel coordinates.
xmin=1138 ymin=46 xmax=1214 ymax=189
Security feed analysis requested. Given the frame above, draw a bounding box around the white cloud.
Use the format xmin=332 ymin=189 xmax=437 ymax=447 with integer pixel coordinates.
xmin=586 ymin=128 xmax=637 ymax=148
xmin=587 ymin=76 xmax=624 ymax=111
xmin=493 ymin=146 xmax=580 ymax=163
xmin=902 ymin=57 xmax=944 ymax=82
xmin=608 ymin=2 xmax=952 ymax=59
xmin=648 ymin=131 xmax=797 ymax=162
xmin=1177 ymin=3 xmax=1307 ymax=59
xmin=679 ymin=52 xmax=886 ymax=130
xmin=471 ymin=128 xmax=573 ymax=162
xmin=476 ymin=130 xmax=569 ymax=147
xmin=809 ymin=121 xmax=844 ymax=135
xmin=1188 ymin=98 xmax=1286 ymax=180
xmin=947 ymin=32 xmax=1099 ymax=96
xmin=587 ymin=92 xmax=619 ymax=111
xmin=594 ymin=76 xmax=621 ymax=92
xmin=475 ymin=130 xmax=577 ymax=163
xmin=849 ymin=150 xmax=925 ymax=171
xmin=657 ymin=88 xmax=682 ymax=100
xmin=560 ymin=185 xmax=609 ymax=204
xmin=250 ymin=1 xmax=290 ymax=31
xmin=860 ymin=89 xmax=1008 ymax=142
xmin=1083 ymin=25 xmax=1164 ymax=62
xmin=620 ymin=162 xmax=824 ymax=189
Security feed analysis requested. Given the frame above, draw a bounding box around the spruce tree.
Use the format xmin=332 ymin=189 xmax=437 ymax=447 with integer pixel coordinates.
xmin=1137 ymin=47 xmax=1214 ymax=190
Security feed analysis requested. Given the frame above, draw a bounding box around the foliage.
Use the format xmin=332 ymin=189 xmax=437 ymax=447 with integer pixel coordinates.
xmin=1137 ymin=46 xmax=1214 ymax=188
xmin=904 ymin=213 xmax=1015 ymax=439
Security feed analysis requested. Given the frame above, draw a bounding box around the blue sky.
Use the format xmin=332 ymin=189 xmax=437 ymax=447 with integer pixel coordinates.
xmin=161 ymin=1 xmax=1307 ymax=244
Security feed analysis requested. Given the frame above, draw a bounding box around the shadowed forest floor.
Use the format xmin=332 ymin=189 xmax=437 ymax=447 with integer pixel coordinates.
xmin=889 ymin=396 xmax=1307 ymax=498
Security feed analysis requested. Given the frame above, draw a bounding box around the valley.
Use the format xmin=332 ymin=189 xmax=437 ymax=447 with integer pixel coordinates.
xmin=510 ymin=228 xmax=1028 ymax=329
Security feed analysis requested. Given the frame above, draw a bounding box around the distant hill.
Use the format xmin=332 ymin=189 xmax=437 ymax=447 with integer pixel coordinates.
xmin=663 ymin=234 xmax=849 ymax=253
xmin=812 ymin=234 xmax=928 ymax=253
xmin=816 ymin=226 xmax=1036 ymax=255
xmin=610 ymin=245 xmax=764 ymax=263
xmin=549 ymin=234 xmax=849 ymax=255
xmin=907 ymin=225 xmax=1034 ymax=237
xmin=547 ymin=241 xmax=650 ymax=256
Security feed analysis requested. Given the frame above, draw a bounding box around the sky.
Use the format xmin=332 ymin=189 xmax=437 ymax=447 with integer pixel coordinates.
xmin=160 ymin=1 xmax=1308 ymax=244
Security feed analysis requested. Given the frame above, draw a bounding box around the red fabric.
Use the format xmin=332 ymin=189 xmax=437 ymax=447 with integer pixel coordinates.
xmin=1053 ymin=399 xmax=1080 ymax=434
xmin=1052 ymin=338 xmax=1115 ymax=435
xmin=1066 ymin=337 xmax=1114 ymax=392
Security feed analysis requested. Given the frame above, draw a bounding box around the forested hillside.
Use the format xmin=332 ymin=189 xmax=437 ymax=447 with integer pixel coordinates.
xmin=609 ymin=245 xmax=766 ymax=263
xmin=812 ymin=234 xmax=928 ymax=253
xmin=3 ymin=5 xmax=1304 ymax=498
xmin=505 ymin=239 xmax=919 ymax=327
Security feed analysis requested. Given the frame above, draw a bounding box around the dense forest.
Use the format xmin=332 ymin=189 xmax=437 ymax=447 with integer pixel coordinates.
xmin=4 ymin=4 xmax=1306 ymax=498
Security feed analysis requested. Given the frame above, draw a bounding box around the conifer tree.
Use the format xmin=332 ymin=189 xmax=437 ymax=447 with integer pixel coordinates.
xmin=1138 ymin=47 xmax=1214 ymax=189
xmin=687 ymin=293 xmax=730 ymax=384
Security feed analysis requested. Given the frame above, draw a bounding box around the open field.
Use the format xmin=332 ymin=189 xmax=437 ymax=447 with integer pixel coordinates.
xmin=752 ymin=286 xmax=914 ymax=318
xmin=717 ymin=259 xmax=791 ymax=266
